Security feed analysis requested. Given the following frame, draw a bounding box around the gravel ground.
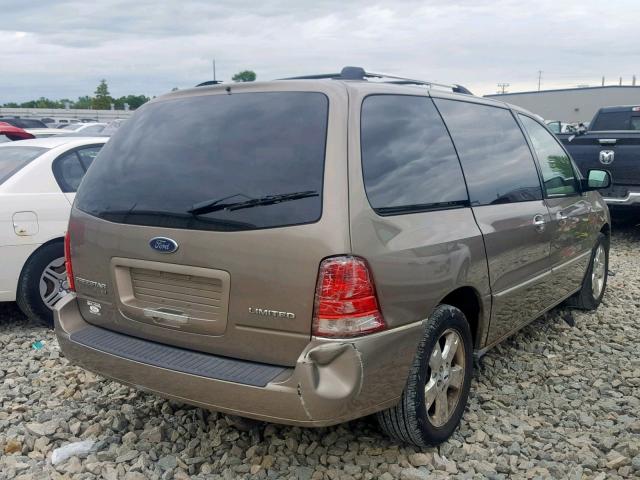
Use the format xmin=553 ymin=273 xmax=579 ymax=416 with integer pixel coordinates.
xmin=1 ymin=216 xmax=639 ymax=480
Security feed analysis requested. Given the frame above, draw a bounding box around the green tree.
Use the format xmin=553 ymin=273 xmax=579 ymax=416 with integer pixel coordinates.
xmin=113 ymin=94 xmax=150 ymax=110
xmin=92 ymin=79 xmax=112 ymax=109
xmin=232 ymin=70 xmax=257 ymax=82
xmin=73 ymin=96 xmax=93 ymax=109
xmin=18 ymin=97 xmax=64 ymax=108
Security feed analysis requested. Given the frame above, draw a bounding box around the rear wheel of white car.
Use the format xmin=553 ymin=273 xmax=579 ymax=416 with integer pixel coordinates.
xmin=376 ymin=304 xmax=473 ymax=447
xmin=17 ymin=241 xmax=69 ymax=326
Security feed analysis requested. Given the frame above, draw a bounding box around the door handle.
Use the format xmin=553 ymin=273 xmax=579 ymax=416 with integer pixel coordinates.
xmin=533 ymin=214 xmax=546 ymax=232
xmin=143 ymin=307 xmax=190 ymax=327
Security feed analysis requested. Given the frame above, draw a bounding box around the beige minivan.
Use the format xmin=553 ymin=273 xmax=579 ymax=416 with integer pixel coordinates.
xmin=55 ymin=67 xmax=612 ymax=446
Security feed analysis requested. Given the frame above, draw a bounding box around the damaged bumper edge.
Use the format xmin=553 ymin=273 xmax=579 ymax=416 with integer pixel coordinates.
xmin=55 ymin=294 xmax=424 ymax=426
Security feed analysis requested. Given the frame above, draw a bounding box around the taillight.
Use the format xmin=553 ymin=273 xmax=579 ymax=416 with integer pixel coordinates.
xmin=64 ymin=231 xmax=75 ymax=292
xmin=312 ymin=256 xmax=386 ymax=337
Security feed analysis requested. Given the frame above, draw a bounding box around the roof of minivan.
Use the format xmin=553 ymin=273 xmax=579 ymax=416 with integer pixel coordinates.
xmin=151 ymin=78 xmax=537 ymax=119
xmin=152 ymin=67 xmax=544 ymax=121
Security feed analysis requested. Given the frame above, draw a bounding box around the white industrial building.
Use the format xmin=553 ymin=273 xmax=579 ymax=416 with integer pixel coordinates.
xmin=485 ymin=86 xmax=640 ymax=123
xmin=0 ymin=107 xmax=133 ymax=122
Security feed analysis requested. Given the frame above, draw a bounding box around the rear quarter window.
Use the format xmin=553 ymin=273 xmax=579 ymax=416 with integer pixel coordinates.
xmin=360 ymin=94 xmax=468 ymax=214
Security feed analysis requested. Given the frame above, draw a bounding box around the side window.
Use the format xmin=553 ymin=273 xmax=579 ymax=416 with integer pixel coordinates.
xmin=76 ymin=146 xmax=101 ymax=170
xmin=519 ymin=115 xmax=579 ymax=197
xmin=53 ymin=151 xmax=85 ymax=192
xmin=435 ymin=99 xmax=542 ymax=206
xmin=360 ymin=95 xmax=468 ymax=214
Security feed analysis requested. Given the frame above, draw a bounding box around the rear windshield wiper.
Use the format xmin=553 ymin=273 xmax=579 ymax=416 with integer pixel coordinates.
xmin=188 ymin=190 xmax=319 ymax=215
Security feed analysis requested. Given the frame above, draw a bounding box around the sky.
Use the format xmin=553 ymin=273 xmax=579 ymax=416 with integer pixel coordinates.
xmin=1 ymin=0 xmax=640 ymax=103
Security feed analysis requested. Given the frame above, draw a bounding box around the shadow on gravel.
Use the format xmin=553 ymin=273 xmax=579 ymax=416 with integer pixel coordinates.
xmin=0 ymin=301 xmax=50 ymax=332
xmin=0 ymin=301 xmax=27 ymax=323
xmin=610 ymin=209 xmax=640 ymax=240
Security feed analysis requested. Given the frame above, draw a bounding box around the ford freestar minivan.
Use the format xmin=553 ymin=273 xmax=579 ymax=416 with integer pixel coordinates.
xmin=55 ymin=67 xmax=612 ymax=446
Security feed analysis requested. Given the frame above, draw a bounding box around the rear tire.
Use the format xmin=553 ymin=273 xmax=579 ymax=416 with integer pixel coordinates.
xmin=16 ymin=242 xmax=69 ymax=327
xmin=566 ymin=233 xmax=609 ymax=311
xmin=377 ymin=304 xmax=473 ymax=447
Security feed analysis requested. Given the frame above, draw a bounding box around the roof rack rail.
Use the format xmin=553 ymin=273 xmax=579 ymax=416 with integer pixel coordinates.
xmin=281 ymin=66 xmax=473 ymax=95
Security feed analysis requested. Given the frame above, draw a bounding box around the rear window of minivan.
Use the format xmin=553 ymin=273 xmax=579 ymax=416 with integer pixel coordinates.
xmin=75 ymin=92 xmax=329 ymax=231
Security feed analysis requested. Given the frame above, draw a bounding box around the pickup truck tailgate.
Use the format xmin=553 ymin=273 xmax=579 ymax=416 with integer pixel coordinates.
xmin=563 ymin=133 xmax=640 ymax=185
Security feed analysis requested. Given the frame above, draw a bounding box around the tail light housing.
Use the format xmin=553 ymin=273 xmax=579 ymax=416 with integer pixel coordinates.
xmin=64 ymin=231 xmax=75 ymax=292
xmin=312 ymin=256 xmax=386 ymax=337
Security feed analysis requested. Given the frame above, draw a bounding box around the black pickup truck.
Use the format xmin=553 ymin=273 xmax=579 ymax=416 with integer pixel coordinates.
xmin=560 ymin=105 xmax=640 ymax=208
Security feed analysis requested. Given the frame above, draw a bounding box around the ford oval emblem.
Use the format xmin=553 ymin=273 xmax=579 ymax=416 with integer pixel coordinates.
xmin=149 ymin=237 xmax=179 ymax=254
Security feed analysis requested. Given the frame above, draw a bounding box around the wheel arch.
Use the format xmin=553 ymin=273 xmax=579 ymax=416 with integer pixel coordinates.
xmin=16 ymin=237 xmax=65 ymax=294
xmin=438 ymin=286 xmax=484 ymax=348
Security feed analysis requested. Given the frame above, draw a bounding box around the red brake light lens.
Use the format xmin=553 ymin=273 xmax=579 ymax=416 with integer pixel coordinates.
xmin=64 ymin=231 xmax=75 ymax=292
xmin=312 ymin=256 xmax=386 ymax=337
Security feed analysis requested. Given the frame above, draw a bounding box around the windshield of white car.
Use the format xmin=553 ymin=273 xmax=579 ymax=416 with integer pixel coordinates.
xmin=0 ymin=146 xmax=47 ymax=185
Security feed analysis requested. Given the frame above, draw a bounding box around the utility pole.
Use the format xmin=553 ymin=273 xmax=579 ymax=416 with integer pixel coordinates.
xmin=633 ymin=75 xmax=637 ymax=86
xmin=602 ymin=76 xmax=605 ymax=86
xmin=213 ymin=59 xmax=217 ymax=82
xmin=619 ymin=76 xmax=622 ymax=86
xmin=537 ymin=70 xmax=542 ymax=91
xmin=497 ymin=83 xmax=510 ymax=94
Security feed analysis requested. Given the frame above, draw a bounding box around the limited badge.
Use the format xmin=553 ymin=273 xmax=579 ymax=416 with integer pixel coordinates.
xmin=87 ymin=300 xmax=102 ymax=316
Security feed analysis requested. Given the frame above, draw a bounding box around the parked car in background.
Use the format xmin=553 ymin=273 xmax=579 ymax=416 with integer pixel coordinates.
xmin=0 ymin=117 xmax=48 ymax=129
xmin=92 ymin=118 xmax=125 ymax=136
xmin=60 ymin=123 xmax=107 ymax=135
xmin=0 ymin=122 xmax=35 ymax=142
xmin=56 ymin=67 xmax=613 ymax=447
xmin=25 ymin=128 xmax=69 ymax=138
xmin=561 ymin=105 xmax=640 ymax=208
xmin=50 ymin=119 xmax=81 ymax=129
xmin=546 ymin=120 xmax=577 ymax=134
xmin=0 ymin=136 xmax=107 ymax=325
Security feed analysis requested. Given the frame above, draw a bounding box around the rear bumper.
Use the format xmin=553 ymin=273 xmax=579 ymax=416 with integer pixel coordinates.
xmin=55 ymin=294 xmax=424 ymax=426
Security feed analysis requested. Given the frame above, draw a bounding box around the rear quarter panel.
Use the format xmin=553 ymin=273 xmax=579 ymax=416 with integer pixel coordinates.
xmin=0 ymin=149 xmax=73 ymax=299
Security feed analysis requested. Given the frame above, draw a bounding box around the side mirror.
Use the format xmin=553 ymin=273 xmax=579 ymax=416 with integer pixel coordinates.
xmin=582 ymin=169 xmax=611 ymax=191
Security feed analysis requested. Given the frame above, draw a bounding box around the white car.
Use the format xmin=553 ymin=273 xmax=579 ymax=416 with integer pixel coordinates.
xmin=60 ymin=123 xmax=107 ymax=135
xmin=0 ymin=136 xmax=107 ymax=324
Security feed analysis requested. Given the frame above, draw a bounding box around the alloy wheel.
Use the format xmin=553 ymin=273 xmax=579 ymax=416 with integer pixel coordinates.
xmin=591 ymin=244 xmax=606 ymax=299
xmin=39 ymin=256 xmax=69 ymax=309
xmin=424 ymin=328 xmax=466 ymax=427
